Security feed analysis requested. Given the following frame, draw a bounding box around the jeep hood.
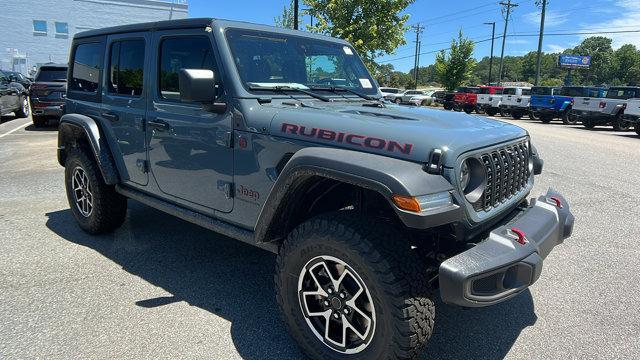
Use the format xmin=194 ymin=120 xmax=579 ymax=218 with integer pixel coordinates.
xmin=270 ymin=102 xmax=528 ymax=166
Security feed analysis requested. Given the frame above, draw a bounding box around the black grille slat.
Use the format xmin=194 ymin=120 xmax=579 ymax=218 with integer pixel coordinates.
xmin=471 ymin=140 xmax=530 ymax=212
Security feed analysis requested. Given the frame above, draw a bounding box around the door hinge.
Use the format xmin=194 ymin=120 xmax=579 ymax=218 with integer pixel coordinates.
xmin=136 ymin=159 xmax=149 ymax=173
xmin=217 ymin=181 xmax=234 ymax=199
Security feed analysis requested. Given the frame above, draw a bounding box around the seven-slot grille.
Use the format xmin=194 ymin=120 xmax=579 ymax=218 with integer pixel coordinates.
xmin=472 ymin=141 xmax=531 ymax=212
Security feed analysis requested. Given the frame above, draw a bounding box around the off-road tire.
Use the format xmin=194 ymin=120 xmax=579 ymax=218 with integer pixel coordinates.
xmin=529 ymin=111 xmax=539 ymax=120
xmin=562 ymin=109 xmax=578 ymax=125
xmin=612 ymin=113 xmax=631 ymax=131
xmin=512 ymin=112 xmax=523 ymax=120
xmin=463 ymin=106 xmax=473 ymax=114
xmin=541 ymin=114 xmax=553 ymax=124
xmin=486 ymin=108 xmax=497 ymax=116
xmin=15 ymin=95 xmax=30 ymax=118
xmin=32 ymin=115 xmax=47 ymax=128
xmin=275 ymin=212 xmax=435 ymax=360
xmin=64 ymin=147 xmax=127 ymax=234
xmin=443 ymin=103 xmax=453 ymax=110
xmin=636 ymin=124 xmax=640 ymax=136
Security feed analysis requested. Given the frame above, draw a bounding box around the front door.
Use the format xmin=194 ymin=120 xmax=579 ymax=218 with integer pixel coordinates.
xmin=101 ymin=32 xmax=150 ymax=186
xmin=146 ymin=29 xmax=233 ymax=213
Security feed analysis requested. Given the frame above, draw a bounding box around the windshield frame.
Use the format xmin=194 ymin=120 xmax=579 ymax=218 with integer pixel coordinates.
xmin=224 ymin=27 xmax=379 ymax=97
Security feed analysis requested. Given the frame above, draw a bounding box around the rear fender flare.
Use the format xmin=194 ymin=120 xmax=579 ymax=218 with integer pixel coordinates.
xmin=254 ymin=147 xmax=460 ymax=243
xmin=58 ymin=113 xmax=120 ymax=185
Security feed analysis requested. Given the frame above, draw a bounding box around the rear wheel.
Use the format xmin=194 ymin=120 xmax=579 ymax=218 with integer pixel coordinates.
xmin=14 ymin=95 xmax=30 ymax=118
xmin=562 ymin=109 xmax=578 ymax=125
xmin=64 ymin=148 xmax=127 ymax=234
xmin=582 ymin=119 xmax=595 ymax=129
xmin=613 ymin=113 xmax=631 ymax=131
xmin=276 ymin=213 xmax=435 ymax=360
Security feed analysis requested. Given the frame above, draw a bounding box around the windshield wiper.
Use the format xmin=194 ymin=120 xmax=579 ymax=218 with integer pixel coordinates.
xmin=248 ymin=85 xmax=331 ymax=102
xmin=308 ymin=85 xmax=383 ymax=104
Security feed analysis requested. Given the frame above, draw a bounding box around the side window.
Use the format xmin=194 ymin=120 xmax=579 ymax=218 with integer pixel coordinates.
xmin=522 ymin=89 xmax=531 ymax=96
xmin=108 ymin=39 xmax=145 ymax=96
xmin=159 ymin=37 xmax=216 ymax=101
xmin=70 ymin=43 xmax=102 ymax=93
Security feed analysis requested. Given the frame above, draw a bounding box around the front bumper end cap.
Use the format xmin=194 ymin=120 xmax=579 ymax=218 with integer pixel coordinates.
xmin=438 ymin=188 xmax=574 ymax=307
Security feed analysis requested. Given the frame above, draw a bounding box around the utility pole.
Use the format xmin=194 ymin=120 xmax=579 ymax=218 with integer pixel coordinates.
xmin=534 ymin=0 xmax=547 ymax=86
xmin=484 ymin=22 xmax=496 ymax=85
xmin=294 ymin=0 xmax=299 ymax=30
xmin=412 ymin=24 xmax=423 ymax=89
xmin=498 ymin=0 xmax=518 ymax=85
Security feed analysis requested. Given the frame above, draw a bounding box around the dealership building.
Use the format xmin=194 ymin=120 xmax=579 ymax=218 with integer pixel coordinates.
xmin=1 ymin=0 xmax=188 ymax=76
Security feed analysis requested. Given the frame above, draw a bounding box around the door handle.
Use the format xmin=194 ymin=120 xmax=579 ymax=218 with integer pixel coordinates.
xmin=102 ymin=112 xmax=119 ymax=122
xmin=147 ymin=119 xmax=171 ymax=131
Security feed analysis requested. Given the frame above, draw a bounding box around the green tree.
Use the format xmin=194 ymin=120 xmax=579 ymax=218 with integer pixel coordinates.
xmin=434 ymin=31 xmax=476 ymax=90
xmin=569 ymin=36 xmax=614 ymax=85
xmin=274 ymin=0 xmax=299 ymax=29
xmin=304 ymin=0 xmax=415 ymax=70
xmin=613 ymin=44 xmax=640 ymax=85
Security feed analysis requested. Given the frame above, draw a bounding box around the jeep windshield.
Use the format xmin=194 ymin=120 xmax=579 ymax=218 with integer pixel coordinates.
xmin=225 ymin=28 xmax=378 ymax=96
xmin=35 ymin=67 xmax=68 ymax=82
xmin=531 ymin=87 xmax=553 ymax=96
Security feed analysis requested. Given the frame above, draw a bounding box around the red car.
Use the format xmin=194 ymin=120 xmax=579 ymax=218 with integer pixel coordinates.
xmin=453 ymin=86 xmax=502 ymax=114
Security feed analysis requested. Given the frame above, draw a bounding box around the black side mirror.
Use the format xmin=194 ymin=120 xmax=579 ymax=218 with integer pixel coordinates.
xmin=178 ymin=69 xmax=216 ymax=103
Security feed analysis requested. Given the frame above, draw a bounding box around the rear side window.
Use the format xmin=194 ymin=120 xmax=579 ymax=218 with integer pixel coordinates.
xmin=159 ymin=37 xmax=216 ymax=101
xmin=108 ymin=40 xmax=145 ymax=96
xmin=606 ymin=88 xmax=637 ymax=100
xmin=70 ymin=43 xmax=101 ymax=93
xmin=36 ymin=67 xmax=68 ymax=82
xmin=503 ymin=88 xmax=516 ymax=95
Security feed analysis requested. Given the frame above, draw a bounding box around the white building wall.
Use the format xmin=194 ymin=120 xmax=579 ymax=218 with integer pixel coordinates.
xmin=1 ymin=0 xmax=188 ymax=75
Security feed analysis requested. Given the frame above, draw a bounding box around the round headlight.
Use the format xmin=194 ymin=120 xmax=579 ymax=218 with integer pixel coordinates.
xmin=461 ymin=158 xmax=487 ymax=203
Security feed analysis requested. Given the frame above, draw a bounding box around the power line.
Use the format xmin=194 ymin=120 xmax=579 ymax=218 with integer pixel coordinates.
xmin=408 ymin=1 xmax=497 ymax=26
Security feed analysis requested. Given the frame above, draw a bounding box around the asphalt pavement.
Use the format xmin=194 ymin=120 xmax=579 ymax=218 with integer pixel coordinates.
xmin=1 ymin=112 xmax=639 ymax=359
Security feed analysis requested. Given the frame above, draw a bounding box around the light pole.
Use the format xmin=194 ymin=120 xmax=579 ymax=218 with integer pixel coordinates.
xmin=535 ymin=0 xmax=547 ymax=86
xmin=294 ymin=0 xmax=299 ymax=30
xmin=484 ymin=22 xmax=496 ymax=85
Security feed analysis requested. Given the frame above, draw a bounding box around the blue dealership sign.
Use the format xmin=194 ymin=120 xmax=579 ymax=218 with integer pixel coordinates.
xmin=559 ymin=55 xmax=591 ymax=68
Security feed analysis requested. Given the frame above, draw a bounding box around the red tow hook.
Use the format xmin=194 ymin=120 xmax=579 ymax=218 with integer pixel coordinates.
xmin=547 ymin=196 xmax=563 ymax=208
xmin=509 ymin=227 xmax=528 ymax=246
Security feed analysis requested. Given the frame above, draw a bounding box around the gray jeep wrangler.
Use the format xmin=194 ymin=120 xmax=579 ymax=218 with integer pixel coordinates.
xmin=57 ymin=18 xmax=575 ymax=359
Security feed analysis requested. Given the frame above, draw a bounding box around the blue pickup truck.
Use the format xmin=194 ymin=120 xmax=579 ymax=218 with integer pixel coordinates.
xmin=530 ymin=86 xmax=606 ymax=125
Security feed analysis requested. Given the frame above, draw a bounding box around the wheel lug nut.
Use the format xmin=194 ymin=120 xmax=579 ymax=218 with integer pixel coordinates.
xmin=333 ymin=312 xmax=340 ymax=319
xmin=343 ymin=308 xmax=349 ymax=314
xmin=323 ymin=300 xmax=330 ymax=307
xmin=327 ymin=287 xmax=334 ymax=294
xmin=339 ymin=292 xmax=346 ymax=299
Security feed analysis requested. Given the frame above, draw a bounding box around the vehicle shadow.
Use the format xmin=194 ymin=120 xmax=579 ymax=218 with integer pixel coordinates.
xmin=1 ymin=114 xmax=19 ymax=124
xmin=24 ymin=123 xmax=59 ymax=132
xmin=45 ymin=202 xmax=536 ymax=360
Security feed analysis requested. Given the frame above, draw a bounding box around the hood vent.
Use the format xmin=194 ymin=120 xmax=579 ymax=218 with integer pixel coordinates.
xmin=340 ymin=109 xmax=416 ymax=121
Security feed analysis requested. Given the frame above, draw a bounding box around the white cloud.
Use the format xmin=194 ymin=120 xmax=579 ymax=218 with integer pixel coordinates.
xmin=524 ymin=10 xmax=569 ymax=27
xmin=507 ymin=39 xmax=530 ymax=45
xmin=578 ymin=0 xmax=640 ymax=48
xmin=546 ymin=44 xmax=566 ymax=53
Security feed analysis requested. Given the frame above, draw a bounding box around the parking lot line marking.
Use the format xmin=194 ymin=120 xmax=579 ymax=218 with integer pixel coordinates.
xmin=0 ymin=122 xmax=30 ymax=139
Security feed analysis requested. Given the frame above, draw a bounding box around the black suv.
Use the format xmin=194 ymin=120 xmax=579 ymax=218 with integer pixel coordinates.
xmin=2 ymin=71 xmax=32 ymax=91
xmin=0 ymin=70 xmax=30 ymax=118
xmin=29 ymin=63 xmax=68 ymax=127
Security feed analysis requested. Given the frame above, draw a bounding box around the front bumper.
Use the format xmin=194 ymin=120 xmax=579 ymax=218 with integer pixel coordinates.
xmin=439 ymin=188 xmax=574 ymax=307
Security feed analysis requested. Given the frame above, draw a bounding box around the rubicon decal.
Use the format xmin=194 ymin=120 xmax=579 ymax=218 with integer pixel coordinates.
xmin=281 ymin=123 xmax=413 ymax=155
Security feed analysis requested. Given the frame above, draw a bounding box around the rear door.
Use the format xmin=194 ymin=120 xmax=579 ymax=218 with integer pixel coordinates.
xmin=101 ymin=32 xmax=150 ymax=186
xmin=146 ymin=29 xmax=233 ymax=213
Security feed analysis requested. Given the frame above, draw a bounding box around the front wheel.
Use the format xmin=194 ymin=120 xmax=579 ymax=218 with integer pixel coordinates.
xmin=64 ymin=148 xmax=127 ymax=234
xmin=613 ymin=114 xmax=631 ymax=131
xmin=562 ymin=109 xmax=578 ymax=125
xmin=276 ymin=213 xmax=435 ymax=360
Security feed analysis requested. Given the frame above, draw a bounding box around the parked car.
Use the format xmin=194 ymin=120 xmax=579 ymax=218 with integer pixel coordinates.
xmin=533 ymin=86 xmax=606 ymax=125
xmin=623 ymin=98 xmax=640 ymax=135
xmin=379 ymin=87 xmax=401 ymax=98
xmin=58 ymin=18 xmax=574 ymax=360
xmin=500 ymin=87 xmax=532 ymax=119
xmin=29 ymin=63 xmax=68 ymax=127
xmin=573 ymin=86 xmax=640 ymax=130
xmin=477 ymin=88 xmax=504 ymax=116
xmin=0 ymin=70 xmax=30 ymax=118
xmin=2 ymin=70 xmax=32 ymax=90
xmin=452 ymin=87 xmax=481 ymax=113
xmin=465 ymin=86 xmax=503 ymax=114
xmin=408 ymin=90 xmax=437 ymax=106
xmin=431 ymin=90 xmax=446 ymax=104
xmin=386 ymin=89 xmax=425 ymax=104
xmin=442 ymin=91 xmax=457 ymax=110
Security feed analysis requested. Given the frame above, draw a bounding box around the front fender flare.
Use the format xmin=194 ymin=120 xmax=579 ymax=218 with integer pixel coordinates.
xmin=254 ymin=147 xmax=462 ymax=243
xmin=58 ymin=113 xmax=120 ymax=185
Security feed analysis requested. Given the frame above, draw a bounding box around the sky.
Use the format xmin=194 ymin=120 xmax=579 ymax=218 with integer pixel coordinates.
xmin=188 ymin=0 xmax=640 ymax=72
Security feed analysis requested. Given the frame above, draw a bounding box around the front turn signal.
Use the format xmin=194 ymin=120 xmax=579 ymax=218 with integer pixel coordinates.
xmin=392 ymin=195 xmax=422 ymax=213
